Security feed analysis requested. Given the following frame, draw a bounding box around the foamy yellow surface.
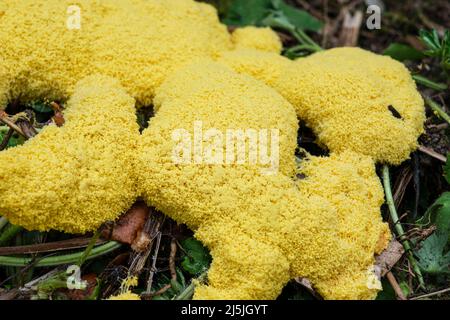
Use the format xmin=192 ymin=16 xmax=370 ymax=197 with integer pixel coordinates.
xmin=220 ymin=47 xmax=425 ymax=164
xmin=0 ymin=0 xmax=425 ymax=300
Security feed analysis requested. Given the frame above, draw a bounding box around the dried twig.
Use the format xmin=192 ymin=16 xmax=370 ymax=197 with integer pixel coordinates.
xmin=128 ymin=209 xmax=164 ymax=279
xmin=393 ymin=166 xmax=413 ymax=207
xmin=386 ymin=271 xmax=407 ymax=300
xmin=145 ymin=231 xmax=162 ymax=293
xmin=0 ymin=289 xmax=19 ymax=300
xmin=0 ymin=111 xmax=27 ymax=138
xmin=169 ymin=238 xmax=177 ymax=282
xmin=418 ymin=145 xmax=447 ymax=163
xmin=16 ymin=110 xmax=37 ymax=138
xmin=0 ymin=238 xmax=106 ymax=256
xmin=141 ymin=283 xmax=171 ymax=299
xmin=428 ymin=123 xmax=448 ymax=131
xmin=410 ymin=287 xmax=450 ymax=300
xmin=0 ymin=127 xmax=14 ymax=151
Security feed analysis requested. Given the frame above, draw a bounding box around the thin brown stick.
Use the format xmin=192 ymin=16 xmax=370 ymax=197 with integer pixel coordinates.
xmin=0 ymin=112 xmax=26 ymax=138
xmin=393 ymin=167 xmax=413 ymax=207
xmin=418 ymin=145 xmax=446 ymax=162
xmin=428 ymin=123 xmax=449 ymax=131
xmin=0 ymin=289 xmax=18 ymax=300
xmin=410 ymin=287 xmax=450 ymax=300
xmin=0 ymin=128 xmax=14 ymax=151
xmin=386 ymin=271 xmax=407 ymax=300
xmin=128 ymin=208 xmax=162 ymax=276
xmin=145 ymin=231 xmax=162 ymax=293
xmin=169 ymin=238 xmax=177 ymax=282
xmin=0 ymin=238 xmax=106 ymax=255
xmin=141 ymin=283 xmax=171 ymax=300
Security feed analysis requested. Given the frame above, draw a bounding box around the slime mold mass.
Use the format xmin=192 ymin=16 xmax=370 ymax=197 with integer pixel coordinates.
xmin=0 ymin=0 xmax=425 ymax=300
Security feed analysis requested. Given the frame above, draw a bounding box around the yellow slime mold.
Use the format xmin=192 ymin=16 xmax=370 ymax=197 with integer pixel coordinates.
xmin=0 ymin=0 xmax=425 ymax=300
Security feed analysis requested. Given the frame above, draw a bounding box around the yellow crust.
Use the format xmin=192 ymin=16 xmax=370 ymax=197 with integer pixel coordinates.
xmin=140 ymin=63 xmax=390 ymax=300
xmin=0 ymin=0 xmax=231 ymax=107
xmin=0 ymin=75 xmax=139 ymax=233
xmin=231 ymin=27 xmax=282 ymax=53
xmin=0 ymin=0 xmax=426 ymax=300
xmin=108 ymin=292 xmax=141 ymax=301
xmin=219 ymin=47 xmax=425 ymax=164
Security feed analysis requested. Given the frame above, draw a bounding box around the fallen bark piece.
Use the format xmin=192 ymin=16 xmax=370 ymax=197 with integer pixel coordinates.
xmin=375 ymin=239 xmax=405 ymax=276
xmin=102 ymin=202 xmax=149 ymax=246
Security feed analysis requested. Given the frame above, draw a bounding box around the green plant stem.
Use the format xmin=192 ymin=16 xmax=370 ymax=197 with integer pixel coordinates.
xmin=413 ymin=75 xmax=448 ymax=91
xmin=174 ymin=272 xmax=207 ymax=300
xmin=77 ymin=229 xmax=101 ymax=267
xmin=285 ymin=44 xmax=323 ymax=54
xmin=425 ymin=97 xmax=450 ymax=125
xmin=0 ymin=224 xmax=23 ymax=246
xmin=0 ymin=241 xmax=121 ymax=267
xmin=382 ymin=165 xmax=425 ymax=289
xmin=292 ymin=29 xmax=323 ymax=52
xmin=0 ymin=217 xmax=8 ymax=231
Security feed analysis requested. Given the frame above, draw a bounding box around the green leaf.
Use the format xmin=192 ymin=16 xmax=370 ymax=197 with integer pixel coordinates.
xmin=27 ymin=101 xmax=53 ymax=113
xmin=399 ymin=281 xmax=411 ymax=297
xmin=419 ymin=29 xmax=441 ymax=54
xmin=222 ymin=0 xmax=272 ymax=26
xmin=417 ymin=192 xmax=450 ymax=234
xmin=375 ymin=279 xmax=396 ymax=300
xmin=274 ymin=0 xmax=323 ymax=32
xmin=0 ymin=127 xmax=26 ymax=149
xmin=170 ymin=278 xmax=184 ymax=293
xmin=262 ymin=10 xmax=295 ymax=32
xmin=417 ymin=192 xmax=450 ymax=232
xmin=415 ymin=230 xmax=450 ymax=274
xmin=419 ymin=29 xmax=450 ymax=72
xmin=383 ymin=43 xmax=424 ymax=62
xmin=199 ymin=0 xmax=233 ymax=16
xmin=223 ymin=0 xmax=322 ymax=32
xmin=180 ymin=238 xmax=211 ymax=276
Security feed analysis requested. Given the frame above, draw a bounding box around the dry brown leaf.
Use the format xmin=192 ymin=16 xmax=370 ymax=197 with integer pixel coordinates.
xmin=101 ymin=201 xmax=149 ymax=246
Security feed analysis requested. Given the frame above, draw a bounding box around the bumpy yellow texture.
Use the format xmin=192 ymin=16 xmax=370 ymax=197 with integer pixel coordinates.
xmin=0 ymin=75 xmax=139 ymax=233
xmin=231 ymin=27 xmax=283 ymax=53
xmin=108 ymin=276 xmax=140 ymax=300
xmin=108 ymin=292 xmax=141 ymax=301
xmin=220 ymin=47 xmax=425 ymax=164
xmin=139 ymin=63 xmax=389 ymax=299
xmin=0 ymin=0 xmax=231 ymax=107
xmin=0 ymin=0 xmax=425 ymax=300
